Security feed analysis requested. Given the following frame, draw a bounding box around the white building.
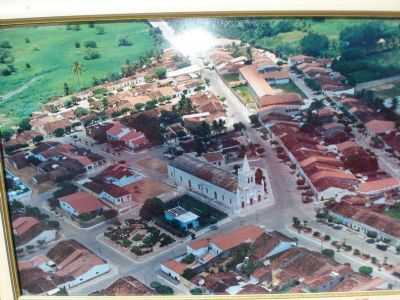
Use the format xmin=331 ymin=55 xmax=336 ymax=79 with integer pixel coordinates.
xmin=168 ymin=155 xmax=268 ymax=214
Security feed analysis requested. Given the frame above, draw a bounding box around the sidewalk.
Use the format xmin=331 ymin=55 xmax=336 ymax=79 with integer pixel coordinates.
xmin=286 ymin=226 xmax=399 ymax=285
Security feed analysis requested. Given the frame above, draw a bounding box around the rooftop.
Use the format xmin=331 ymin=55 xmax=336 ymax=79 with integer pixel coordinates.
xmin=330 ymin=202 xmax=400 ymax=238
xmin=358 ymin=177 xmax=400 ymax=194
xmin=169 ymin=154 xmax=238 ymax=192
xmin=258 ymin=93 xmax=302 ymax=108
xmin=365 ymin=119 xmax=396 ymax=135
xmin=91 ymin=276 xmax=154 ymax=296
xmin=59 ymin=191 xmax=106 ymax=214
xmin=13 ymin=216 xmax=40 ymax=236
xmin=239 ymin=65 xmax=274 ymax=98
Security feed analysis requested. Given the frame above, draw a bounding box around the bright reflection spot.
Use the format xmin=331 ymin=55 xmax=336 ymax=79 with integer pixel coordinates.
xmin=171 ymin=28 xmax=216 ymax=57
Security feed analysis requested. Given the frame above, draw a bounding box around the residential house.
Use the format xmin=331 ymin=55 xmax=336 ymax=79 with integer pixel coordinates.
xmin=271 ymin=247 xmax=352 ymax=292
xmin=96 ymin=163 xmax=142 ymax=187
xmin=91 ymin=276 xmax=154 ymax=296
xmin=365 ymin=120 xmax=396 ymax=136
xmin=329 ymin=202 xmax=400 ymax=246
xmin=161 ymin=225 xmax=265 ymax=282
xmin=13 ymin=216 xmax=57 ymax=249
xmin=18 ymin=239 xmax=110 ymax=294
xmin=106 ymin=121 xmax=148 ymax=151
xmin=59 ymin=191 xmax=106 ymax=218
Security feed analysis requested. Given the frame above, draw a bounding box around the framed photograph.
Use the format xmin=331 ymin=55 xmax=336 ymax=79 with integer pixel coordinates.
xmin=1 ymin=3 xmax=400 ymax=300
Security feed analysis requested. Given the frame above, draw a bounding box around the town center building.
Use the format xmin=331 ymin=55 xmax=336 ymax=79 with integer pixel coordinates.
xmin=168 ymin=154 xmax=268 ymax=214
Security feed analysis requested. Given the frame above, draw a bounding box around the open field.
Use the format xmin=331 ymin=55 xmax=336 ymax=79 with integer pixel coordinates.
xmin=233 ymin=84 xmax=256 ymax=106
xmin=344 ymin=49 xmax=400 ymax=84
xmin=0 ymin=21 xmax=157 ymax=126
xmin=370 ymin=81 xmax=400 ymax=99
xmin=271 ymin=81 xmax=306 ymax=98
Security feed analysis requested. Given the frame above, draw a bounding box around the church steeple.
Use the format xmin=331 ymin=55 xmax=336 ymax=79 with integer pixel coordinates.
xmin=238 ymin=155 xmax=253 ymax=187
xmin=242 ymin=155 xmax=251 ymax=174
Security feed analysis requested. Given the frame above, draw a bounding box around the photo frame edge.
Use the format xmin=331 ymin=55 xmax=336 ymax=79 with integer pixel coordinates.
xmin=1 ymin=9 xmax=400 ymax=300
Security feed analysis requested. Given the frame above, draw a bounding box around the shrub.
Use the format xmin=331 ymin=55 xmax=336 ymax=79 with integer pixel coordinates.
xmin=155 ymin=285 xmax=174 ymax=295
xmin=84 ymin=49 xmax=100 ymax=60
xmin=321 ymin=249 xmax=335 ymax=258
xmin=118 ymin=37 xmax=133 ymax=47
xmin=121 ymin=239 xmax=132 ymax=248
xmin=190 ymin=288 xmax=203 ymax=295
xmin=182 ymin=268 xmax=197 ymax=280
xmin=53 ymin=128 xmax=65 ymax=137
xmin=84 ymin=40 xmax=97 ymax=48
xmin=359 ymin=266 xmax=373 ymax=276
xmin=181 ymin=254 xmax=195 ymax=264
xmin=132 ymin=233 xmax=144 ymax=241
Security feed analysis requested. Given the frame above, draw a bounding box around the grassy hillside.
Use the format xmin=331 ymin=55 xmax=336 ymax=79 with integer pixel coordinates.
xmin=0 ymin=21 xmax=158 ymax=126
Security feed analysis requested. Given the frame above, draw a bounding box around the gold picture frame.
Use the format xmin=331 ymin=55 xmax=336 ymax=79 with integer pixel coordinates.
xmin=2 ymin=4 xmax=400 ymax=299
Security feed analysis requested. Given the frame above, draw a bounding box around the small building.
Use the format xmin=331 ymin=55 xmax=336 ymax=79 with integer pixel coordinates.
xmin=106 ymin=121 xmax=148 ymax=151
xmin=365 ymin=119 xmax=396 ymax=136
xmin=13 ymin=216 xmax=57 ymax=249
xmin=164 ymin=206 xmax=199 ymax=231
xmin=96 ymin=164 xmax=142 ymax=187
xmin=202 ymin=152 xmax=225 ymax=167
xmin=6 ymin=153 xmax=29 ymax=170
xmin=91 ymin=276 xmax=154 ymax=296
xmin=59 ymin=191 xmax=106 ymax=218
xmin=18 ymin=239 xmax=110 ymax=294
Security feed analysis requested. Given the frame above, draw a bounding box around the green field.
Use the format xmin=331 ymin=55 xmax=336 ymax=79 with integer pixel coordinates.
xmin=222 ymin=73 xmax=240 ymax=82
xmin=371 ymin=81 xmax=400 ymax=99
xmin=271 ymin=81 xmax=306 ymax=98
xmin=343 ymin=49 xmax=400 ymax=83
xmin=233 ymin=85 xmax=257 ymax=106
xmin=0 ymin=21 xmax=158 ymax=126
xmin=385 ymin=205 xmax=400 ymax=220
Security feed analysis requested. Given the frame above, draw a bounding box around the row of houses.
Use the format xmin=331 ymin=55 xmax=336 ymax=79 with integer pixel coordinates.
xmin=337 ymin=96 xmax=400 ymax=155
xmin=269 ymin=113 xmax=400 ymax=203
xmin=7 ymin=141 xmax=107 ymax=185
xmin=18 ymin=239 xmax=110 ymax=295
xmin=160 ymin=225 xmax=383 ymax=294
xmin=13 ymin=216 xmax=57 ymax=249
xmin=289 ymin=55 xmax=354 ymax=96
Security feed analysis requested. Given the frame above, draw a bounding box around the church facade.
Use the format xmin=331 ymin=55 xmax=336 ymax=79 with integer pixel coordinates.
xmin=168 ymin=154 xmax=268 ymax=214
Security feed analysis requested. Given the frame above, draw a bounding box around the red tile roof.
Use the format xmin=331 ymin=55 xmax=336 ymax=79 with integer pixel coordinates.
xmin=258 ymin=93 xmax=302 ymax=108
xmin=59 ymin=191 xmax=106 ymax=215
xmin=330 ymin=202 xmax=400 ymax=238
xmin=188 ymin=238 xmax=209 ymax=250
xmin=106 ymin=121 xmax=125 ymax=136
xmin=13 ymin=217 xmax=40 ymax=236
xmin=163 ymin=259 xmax=187 ymax=275
xmin=358 ymin=177 xmax=400 ymax=194
xmin=211 ymin=225 xmax=264 ymax=251
xmin=239 ymin=65 xmax=274 ymax=98
xmin=365 ymin=120 xmax=395 ymax=135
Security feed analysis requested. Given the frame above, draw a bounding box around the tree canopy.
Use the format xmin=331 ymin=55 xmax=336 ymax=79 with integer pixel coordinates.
xmin=300 ymin=32 xmax=330 ymax=57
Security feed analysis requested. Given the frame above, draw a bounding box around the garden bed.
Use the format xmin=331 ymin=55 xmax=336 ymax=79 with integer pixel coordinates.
xmin=104 ymin=218 xmax=176 ymax=256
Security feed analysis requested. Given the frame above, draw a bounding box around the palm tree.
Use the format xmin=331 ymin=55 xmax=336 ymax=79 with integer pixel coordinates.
xmin=72 ymin=61 xmax=83 ymax=90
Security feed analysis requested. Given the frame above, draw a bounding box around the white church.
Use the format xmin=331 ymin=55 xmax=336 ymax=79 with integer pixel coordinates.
xmin=168 ymin=154 xmax=268 ymax=214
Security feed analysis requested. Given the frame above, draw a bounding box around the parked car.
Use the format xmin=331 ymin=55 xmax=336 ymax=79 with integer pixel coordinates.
xmin=209 ymin=225 xmax=218 ymax=231
xmin=376 ymin=244 xmax=388 ymax=251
